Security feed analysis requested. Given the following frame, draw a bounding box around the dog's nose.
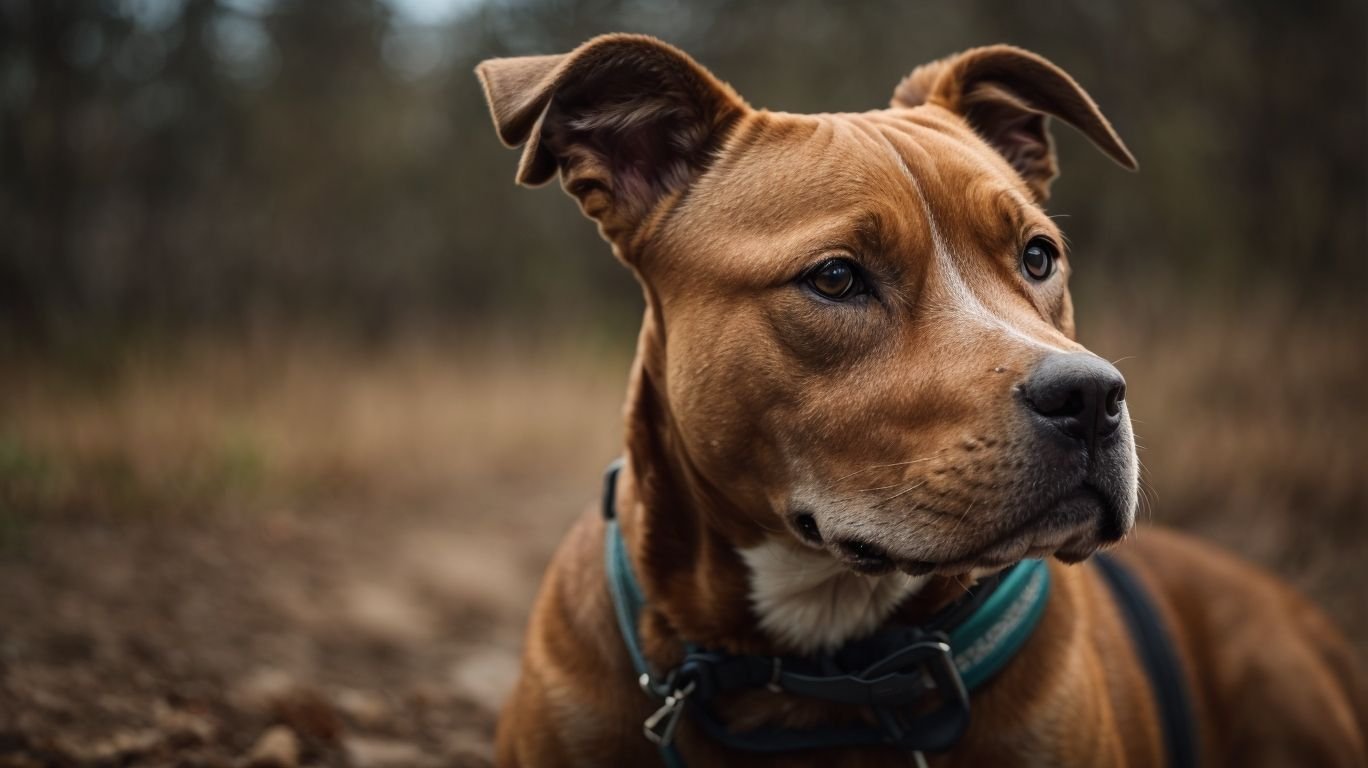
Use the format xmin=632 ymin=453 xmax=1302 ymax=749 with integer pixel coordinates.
xmin=1023 ymin=353 xmax=1126 ymax=448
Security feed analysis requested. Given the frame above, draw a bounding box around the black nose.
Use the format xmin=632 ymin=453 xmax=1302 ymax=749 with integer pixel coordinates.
xmin=1022 ymin=353 xmax=1126 ymax=448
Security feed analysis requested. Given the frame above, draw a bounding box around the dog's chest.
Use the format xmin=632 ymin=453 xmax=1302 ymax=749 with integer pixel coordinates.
xmin=738 ymin=538 xmax=925 ymax=655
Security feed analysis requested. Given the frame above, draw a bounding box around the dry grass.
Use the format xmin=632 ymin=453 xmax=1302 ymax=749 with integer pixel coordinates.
xmin=1 ymin=335 xmax=630 ymax=524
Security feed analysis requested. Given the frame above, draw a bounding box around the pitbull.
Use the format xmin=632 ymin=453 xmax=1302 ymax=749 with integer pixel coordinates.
xmin=476 ymin=34 xmax=1365 ymax=767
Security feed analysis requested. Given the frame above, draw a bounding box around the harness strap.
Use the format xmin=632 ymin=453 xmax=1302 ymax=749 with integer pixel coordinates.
xmin=1094 ymin=552 xmax=1199 ymax=768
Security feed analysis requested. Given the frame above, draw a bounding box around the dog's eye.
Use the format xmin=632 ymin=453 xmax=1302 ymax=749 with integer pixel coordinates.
xmin=1022 ymin=238 xmax=1058 ymax=281
xmin=806 ymin=258 xmax=861 ymax=300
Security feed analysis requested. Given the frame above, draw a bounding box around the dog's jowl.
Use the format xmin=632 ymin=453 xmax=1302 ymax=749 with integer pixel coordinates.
xmin=477 ymin=35 xmax=1366 ymax=768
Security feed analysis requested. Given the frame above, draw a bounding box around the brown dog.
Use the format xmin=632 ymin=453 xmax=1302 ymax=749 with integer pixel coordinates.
xmin=477 ymin=35 xmax=1365 ymax=766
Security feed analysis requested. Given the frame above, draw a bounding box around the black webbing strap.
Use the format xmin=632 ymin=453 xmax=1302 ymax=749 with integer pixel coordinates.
xmin=1094 ymin=552 xmax=1199 ymax=768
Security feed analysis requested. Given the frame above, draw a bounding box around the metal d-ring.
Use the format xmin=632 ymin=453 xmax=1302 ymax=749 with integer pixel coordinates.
xmin=639 ymin=670 xmax=678 ymax=699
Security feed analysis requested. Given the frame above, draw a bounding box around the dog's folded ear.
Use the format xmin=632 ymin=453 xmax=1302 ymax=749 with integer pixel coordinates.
xmin=893 ymin=45 xmax=1136 ymax=202
xmin=476 ymin=34 xmax=747 ymax=249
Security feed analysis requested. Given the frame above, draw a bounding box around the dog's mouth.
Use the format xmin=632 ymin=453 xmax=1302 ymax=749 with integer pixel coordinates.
xmin=808 ymin=484 xmax=1123 ymax=578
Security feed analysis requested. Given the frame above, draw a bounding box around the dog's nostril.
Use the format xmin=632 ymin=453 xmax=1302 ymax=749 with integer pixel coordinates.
xmin=793 ymin=512 xmax=822 ymax=544
xmin=1023 ymin=353 xmax=1127 ymax=445
xmin=1030 ymin=388 xmax=1085 ymax=421
xmin=1105 ymin=383 xmax=1126 ymax=417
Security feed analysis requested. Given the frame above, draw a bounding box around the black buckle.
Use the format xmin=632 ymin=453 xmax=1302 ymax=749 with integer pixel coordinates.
xmin=864 ymin=639 xmax=971 ymax=753
xmin=663 ymin=638 xmax=971 ymax=755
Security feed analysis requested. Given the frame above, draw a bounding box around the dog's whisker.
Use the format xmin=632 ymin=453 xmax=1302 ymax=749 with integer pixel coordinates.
xmin=948 ymin=501 xmax=976 ymax=537
xmin=754 ymin=517 xmax=789 ymax=536
xmin=877 ymin=480 xmax=929 ymax=506
xmin=832 ymin=472 xmax=937 ymax=506
xmin=831 ymin=454 xmax=943 ymax=484
xmin=951 ymin=574 xmax=972 ymax=596
xmin=851 ymin=481 xmax=918 ymax=493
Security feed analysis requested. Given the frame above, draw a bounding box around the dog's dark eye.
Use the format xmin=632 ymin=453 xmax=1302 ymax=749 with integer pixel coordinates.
xmin=807 ymin=258 xmax=860 ymax=300
xmin=1022 ymin=238 xmax=1057 ymax=281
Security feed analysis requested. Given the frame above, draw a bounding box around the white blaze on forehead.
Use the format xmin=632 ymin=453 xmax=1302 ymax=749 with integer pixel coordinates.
xmin=887 ymin=139 xmax=1069 ymax=355
xmin=739 ymin=538 xmax=925 ymax=654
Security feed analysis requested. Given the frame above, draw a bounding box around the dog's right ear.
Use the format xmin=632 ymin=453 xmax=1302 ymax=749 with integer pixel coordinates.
xmin=476 ymin=35 xmax=747 ymax=251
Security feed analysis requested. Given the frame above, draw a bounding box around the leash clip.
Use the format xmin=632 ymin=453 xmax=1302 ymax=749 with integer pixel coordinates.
xmin=643 ymin=680 xmax=696 ymax=747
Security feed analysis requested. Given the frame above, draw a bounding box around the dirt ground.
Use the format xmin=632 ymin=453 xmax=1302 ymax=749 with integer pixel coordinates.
xmin=1 ymin=313 xmax=1364 ymax=767
xmin=0 ymin=340 xmax=625 ymax=768
xmin=1 ymin=500 xmax=520 ymax=767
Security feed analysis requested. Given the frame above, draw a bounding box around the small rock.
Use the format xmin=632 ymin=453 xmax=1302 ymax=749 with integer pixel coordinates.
xmin=271 ymin=689 xmax=344 ymax=744
xmin=448 ymin=647 xmax=519 ymax=709
xmin=344 ymin=736 xmax=432 ymax=768
xmin=333 ymin=688 xmax=389 ymax=729
xmin=231 ymin=669 xmax=343 ymax=745
xmin=231 ymin=668 xmax=297 ymax=713
xmin=243 ymin=726 xmax=299 ymax=768
xmin=443 ymin=728 xmax=494 ymax=764
xmin=155 ymin=703 xmax=217 ymax=748
xmin=88 ymin=729 xmax=164 ymax=761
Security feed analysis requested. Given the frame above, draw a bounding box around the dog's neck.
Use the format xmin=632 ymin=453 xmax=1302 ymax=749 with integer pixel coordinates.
xmin=617 ymin=332 xmax=759 ymax=655
xmin=617 ymin=319 xmax=971 ymax=660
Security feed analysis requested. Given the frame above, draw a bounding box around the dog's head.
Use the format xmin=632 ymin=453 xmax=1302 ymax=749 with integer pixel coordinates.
xmin=479 ymin=35 xmax=1138 ymax=579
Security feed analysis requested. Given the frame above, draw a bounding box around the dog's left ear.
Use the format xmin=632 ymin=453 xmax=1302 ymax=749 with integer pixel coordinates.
xmin=893 ymin=45 xmax=1136 ymax=202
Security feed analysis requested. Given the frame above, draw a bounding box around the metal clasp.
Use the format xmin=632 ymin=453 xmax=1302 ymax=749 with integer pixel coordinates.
xmin=642 ymin=680 xmax=696 ymax=747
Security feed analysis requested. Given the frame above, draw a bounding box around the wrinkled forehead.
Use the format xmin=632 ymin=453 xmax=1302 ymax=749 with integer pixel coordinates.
xmin=651 ymin=108 xmax=1041 ymax=279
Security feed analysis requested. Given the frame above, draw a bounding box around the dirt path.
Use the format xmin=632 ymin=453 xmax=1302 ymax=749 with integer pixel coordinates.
xmin=0 ymin=482 xmax=587 ymax=767
xmin=0 ymin=341 xmax=633 ymax=767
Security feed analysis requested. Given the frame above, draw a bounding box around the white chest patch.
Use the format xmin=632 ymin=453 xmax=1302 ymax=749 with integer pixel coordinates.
xmin=739 ymin=539 xmax=926 ymax=655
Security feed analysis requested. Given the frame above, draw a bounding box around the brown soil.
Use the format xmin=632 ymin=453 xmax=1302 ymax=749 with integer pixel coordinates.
xmin=0 ymin=340 xmax=625 ymax=768
xmin=1 ymin=501 xmax=521 ymax=768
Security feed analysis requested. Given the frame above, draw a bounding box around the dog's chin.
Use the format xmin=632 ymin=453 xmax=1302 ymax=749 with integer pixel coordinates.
xmin=826 ymin=485 xmax=1130 ymax=579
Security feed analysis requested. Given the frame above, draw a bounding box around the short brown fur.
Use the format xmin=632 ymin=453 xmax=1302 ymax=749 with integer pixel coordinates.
xmin=477 ymin=35 xmax=1365 ymax=767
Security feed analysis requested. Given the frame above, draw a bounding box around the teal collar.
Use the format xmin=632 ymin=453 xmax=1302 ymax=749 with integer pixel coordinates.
xmin=601 ymin=460 xmax=1051 ymax=764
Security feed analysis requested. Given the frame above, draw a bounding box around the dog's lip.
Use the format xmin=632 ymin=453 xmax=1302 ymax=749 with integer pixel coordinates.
xmin=832 ymin=538 xmax=901 ymax=575
xmin=890 ymin=484 xmax=1113 ymax=577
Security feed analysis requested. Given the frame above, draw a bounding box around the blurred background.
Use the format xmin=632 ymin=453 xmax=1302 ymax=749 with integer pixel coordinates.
xmin=1 ymin=0 xmax=1364 ymax=765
